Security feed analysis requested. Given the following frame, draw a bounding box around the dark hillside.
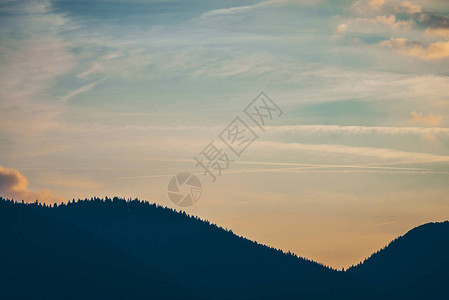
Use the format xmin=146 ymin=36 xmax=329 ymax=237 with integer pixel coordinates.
xmin=347 ymin=221 xmax=449 ymax=299
xmin=0 ymin=199 xmax=192 ymax=300
xmin=1 ymin=197 xmax=448 ymax=299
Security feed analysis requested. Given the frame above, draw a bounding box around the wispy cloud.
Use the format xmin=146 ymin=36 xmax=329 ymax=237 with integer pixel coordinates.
xmin=59 ymin=78 xmax=106 ymax=102
xmin=118 ymin=158 xmax=438 ymax=180
xmin=197 ymin=0 xmax=289 ymax=19
xmin=78 ymin=62 xmax=103 ymax=78
xmin=265 ymin=124 xmax=449 ymax=137
xmin=0 ymin=0 xmax=75 ymax=135
xmin=252 ymin=141 xmax=449 ymax=164
xmin=77 ymin=52 xmax=124 ymax=78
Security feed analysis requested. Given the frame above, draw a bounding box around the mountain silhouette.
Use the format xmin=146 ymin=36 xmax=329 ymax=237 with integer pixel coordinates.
xmin=347 ymin=221 xmax=449 ymax=299
xmin=0 ymin=199 xmax=194 ymax=300
xmin=0 ymin=197 xmax=448 ymax=299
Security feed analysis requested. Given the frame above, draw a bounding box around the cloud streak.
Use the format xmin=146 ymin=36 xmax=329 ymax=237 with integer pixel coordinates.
xmin=59 ymin=78 xmax=106 ymax=102
xmin=252 ymin=141 xmax=449 ymax=164
xmin=197 ymin=0 xmax=291 ymax=19
xmin=265 ymin=125 xmax=449 ymax=137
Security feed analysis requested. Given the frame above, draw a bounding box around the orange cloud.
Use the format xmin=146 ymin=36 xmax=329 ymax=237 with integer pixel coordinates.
xmin=0 ymin=166 xmax=63 ymax=204
xmin=381 ymin=38 xmax=449 ymax=60
xmin=410 ymin=111 xmax=443 ymax=126
xmin=352 ymin=0 xmax=386 ymax=13
xmin=364 ymin=15 xmax=411 ymax=29
xmin=336 ymin=24 xmax=348 ymax=34
xmin=398 ymin=1 xmax=421 ymax=14
xmin=426 ymin=28 xmax=449 ymax=39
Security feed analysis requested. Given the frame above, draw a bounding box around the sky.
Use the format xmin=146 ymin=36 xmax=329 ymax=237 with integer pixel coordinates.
xmin=1 ymin=0 xmax=449 ymax=269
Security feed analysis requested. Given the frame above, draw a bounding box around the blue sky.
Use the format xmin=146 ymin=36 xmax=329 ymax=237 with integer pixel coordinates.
xmin=1 ymin=0 xmax=449 ymax=268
